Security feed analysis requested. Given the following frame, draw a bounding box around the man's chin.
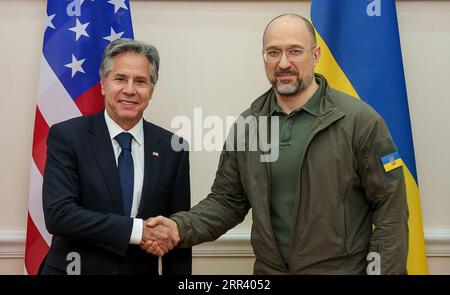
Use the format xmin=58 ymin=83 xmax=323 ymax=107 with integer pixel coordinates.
xmin=116 ymin=109 xmax=142 ymax=121
xmin=275 ymin=83 xmax=300 ymax=97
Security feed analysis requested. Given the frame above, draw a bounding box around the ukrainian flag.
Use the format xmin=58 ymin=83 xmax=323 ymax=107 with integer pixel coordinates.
xmin=311 ymin=0 xmax=427 ymax=274
xmin=381 ymin=152 xmax=403 ymax=173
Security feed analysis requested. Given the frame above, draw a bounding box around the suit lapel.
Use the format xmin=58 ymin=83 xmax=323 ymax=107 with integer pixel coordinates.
xmin=137 ymin=121 xmax=163 ymax=217
xmin=88 ymin=112 xmax=124 ymax=214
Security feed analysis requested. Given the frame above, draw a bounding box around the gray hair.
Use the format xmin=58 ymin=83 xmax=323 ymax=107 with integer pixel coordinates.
xmin=99 ymin=38 xmax=160 ymax=85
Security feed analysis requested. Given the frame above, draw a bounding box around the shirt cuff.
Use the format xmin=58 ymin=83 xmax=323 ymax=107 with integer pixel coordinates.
xmin=129 ymin=218 xmax=143 ymax=245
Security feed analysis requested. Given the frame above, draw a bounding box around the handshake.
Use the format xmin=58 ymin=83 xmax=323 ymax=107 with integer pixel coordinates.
xmin=140 ymin=216 xmax=179 ymax=257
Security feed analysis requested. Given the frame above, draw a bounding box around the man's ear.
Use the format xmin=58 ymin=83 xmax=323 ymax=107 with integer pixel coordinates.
xmin=100 ymin=80 xmax=105 ymax=95
xmin=313 ymin=46 xmax=321 ymax=66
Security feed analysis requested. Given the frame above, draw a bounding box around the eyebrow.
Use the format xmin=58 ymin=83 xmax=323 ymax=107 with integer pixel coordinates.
xmin=113 ymin=73 xmax=149 ymax=81
xmin=134 ymin=76 xmax=149 ymax=81
xmin=265 ymin=45 xmax=306 ymax=50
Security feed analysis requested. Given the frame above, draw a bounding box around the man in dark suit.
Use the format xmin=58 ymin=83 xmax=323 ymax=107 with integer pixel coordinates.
xmin=40 ymin=38 xmax=191 ymax=275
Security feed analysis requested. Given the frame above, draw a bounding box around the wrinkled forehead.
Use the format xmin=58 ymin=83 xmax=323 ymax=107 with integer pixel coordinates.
xmin=110 ymin=52 xmax=151 ymax=74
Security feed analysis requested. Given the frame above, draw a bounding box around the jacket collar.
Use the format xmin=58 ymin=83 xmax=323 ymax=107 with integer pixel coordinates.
xmin=250 ymin=73 xmax=345 ymax=125
xmin=136 ymin=121 xmax=163 ymax=217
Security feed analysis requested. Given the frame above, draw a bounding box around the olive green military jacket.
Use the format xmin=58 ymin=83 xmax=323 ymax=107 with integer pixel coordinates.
xmin=171 ymin=74 xmax=408 ymax=274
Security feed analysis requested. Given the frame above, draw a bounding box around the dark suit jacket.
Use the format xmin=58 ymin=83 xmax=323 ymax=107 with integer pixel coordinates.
xmin=40 ymin=111 xmax=191 ymax=275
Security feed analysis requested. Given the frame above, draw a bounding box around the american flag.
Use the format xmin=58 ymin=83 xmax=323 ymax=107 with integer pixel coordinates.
xmin=25 ymin=0 xmax=134 ymax=275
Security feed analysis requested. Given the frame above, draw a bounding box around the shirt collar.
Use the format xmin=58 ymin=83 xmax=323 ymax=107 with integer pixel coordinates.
xmin=104 ymin=110 xmax=144 ymax=146
xmin=269 ymin=91 xmax=282 ymax=116
xmin=302 ymin=79 xmax=323 ymax=117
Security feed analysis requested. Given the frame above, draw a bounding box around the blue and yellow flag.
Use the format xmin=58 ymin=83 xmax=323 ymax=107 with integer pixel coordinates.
xmin=311 ymin=0 xmax=427 ymax=274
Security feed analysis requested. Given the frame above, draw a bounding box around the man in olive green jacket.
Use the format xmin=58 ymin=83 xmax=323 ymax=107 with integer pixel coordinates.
xmin=143 ymin=14 xmax=409 ymax=274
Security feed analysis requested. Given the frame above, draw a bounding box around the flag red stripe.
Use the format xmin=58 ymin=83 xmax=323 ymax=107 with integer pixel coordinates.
xmin=75 ymin=83 xmax=104 ymax=115
xmin=24 ymin=213 xmax=50 ymax=275
xmin=31 ymin=107 xmax=49 ymax=176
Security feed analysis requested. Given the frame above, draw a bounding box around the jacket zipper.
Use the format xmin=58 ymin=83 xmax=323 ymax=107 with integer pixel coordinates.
xmin=288 ymin=110 xmax=345 ymax=270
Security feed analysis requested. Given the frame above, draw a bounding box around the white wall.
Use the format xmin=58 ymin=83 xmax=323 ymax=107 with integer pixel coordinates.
xmin=0 ymin=0 xmax=449 ymax=274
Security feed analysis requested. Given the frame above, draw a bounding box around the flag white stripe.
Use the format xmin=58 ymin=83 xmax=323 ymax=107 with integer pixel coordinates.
xmin=28 ymin=161 xmax=52 ymax=245
xmin=37 ymin=56 xmax=82 ymax=127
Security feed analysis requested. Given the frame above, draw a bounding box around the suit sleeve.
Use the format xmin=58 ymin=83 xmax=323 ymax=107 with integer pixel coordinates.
xmin=162 ymin=146 xmax=192 ymax=274
xmin=43 ymin=124 xmax=133 ymax=257
xmin=356 ymin=112 xmax=409 ymax=274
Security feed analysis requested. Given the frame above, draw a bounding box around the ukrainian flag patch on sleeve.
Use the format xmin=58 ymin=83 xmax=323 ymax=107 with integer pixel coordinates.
xmin=380 ymin=152 xmax=402 ymax=172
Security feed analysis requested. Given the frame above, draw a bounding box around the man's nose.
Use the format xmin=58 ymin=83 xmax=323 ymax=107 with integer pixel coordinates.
xmin=277 ymin=52 xmax=292 ymax=69
xmin=123 ymin=80 xmax=136 ymax=95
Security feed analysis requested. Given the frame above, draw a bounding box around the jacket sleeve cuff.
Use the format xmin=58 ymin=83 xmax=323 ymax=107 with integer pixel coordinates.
xmin=170 ymin=215 xmax=187 ymax=246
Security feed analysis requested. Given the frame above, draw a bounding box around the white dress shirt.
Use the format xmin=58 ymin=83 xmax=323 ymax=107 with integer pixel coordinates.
xmin=104 ymin=110 xmax=144 ymax=245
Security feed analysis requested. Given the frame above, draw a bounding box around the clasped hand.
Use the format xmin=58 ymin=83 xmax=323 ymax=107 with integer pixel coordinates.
xmin=140 ymin=216 xmax=179 ymax=257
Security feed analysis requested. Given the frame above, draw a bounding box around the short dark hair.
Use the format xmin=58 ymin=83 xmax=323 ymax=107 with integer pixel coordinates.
xmin=99 ymin=38 xmax=160 ymax=85
xmin=263 ymin=13 xmax=317 ymax=47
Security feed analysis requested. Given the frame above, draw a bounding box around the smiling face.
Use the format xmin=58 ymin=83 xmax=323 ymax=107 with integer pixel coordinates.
xmin=101 ymin=51 xmax=154 ymax=130
xmin=263 ymin=16 xmax=320 ymax=97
